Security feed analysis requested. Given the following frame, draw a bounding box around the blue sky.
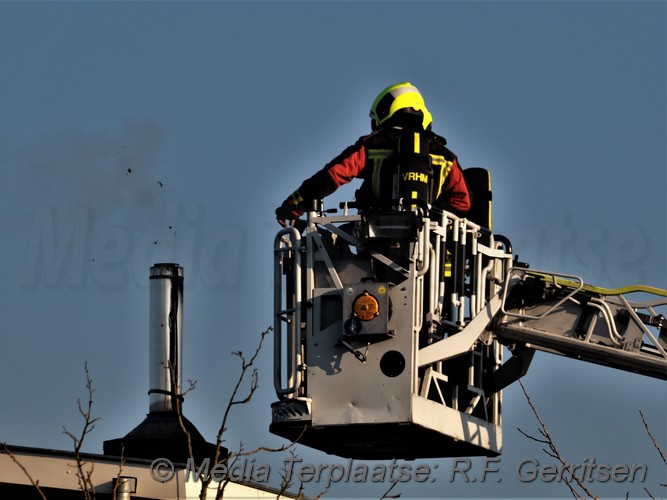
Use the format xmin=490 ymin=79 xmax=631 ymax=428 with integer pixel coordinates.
xmin=1 ymin=1 xmax=665 ymax=498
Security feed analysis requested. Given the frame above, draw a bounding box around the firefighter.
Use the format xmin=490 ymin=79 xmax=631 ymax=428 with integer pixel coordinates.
xmin=275 ymin=82 xmax=471 ymax=227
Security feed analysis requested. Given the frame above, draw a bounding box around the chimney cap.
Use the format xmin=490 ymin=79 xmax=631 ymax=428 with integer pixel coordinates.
xmin=150 ymin=263 xmax=183 ymax=278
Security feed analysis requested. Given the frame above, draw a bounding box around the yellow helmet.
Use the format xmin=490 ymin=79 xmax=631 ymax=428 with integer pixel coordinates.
xmin=369 ymin=82 xmax=433 ymax=130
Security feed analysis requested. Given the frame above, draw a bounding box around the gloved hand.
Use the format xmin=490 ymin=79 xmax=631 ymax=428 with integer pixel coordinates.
xmin=275 ymin=200 xmax=304 ymax=228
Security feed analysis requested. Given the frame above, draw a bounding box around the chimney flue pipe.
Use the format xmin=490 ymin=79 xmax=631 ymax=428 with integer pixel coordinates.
xmin=148 ymin=263 xmax=183 ymax=413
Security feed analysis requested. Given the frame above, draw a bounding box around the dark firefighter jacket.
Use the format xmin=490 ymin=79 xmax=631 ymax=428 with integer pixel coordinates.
xmin=283 ymin=127 xmax=471 ymax=215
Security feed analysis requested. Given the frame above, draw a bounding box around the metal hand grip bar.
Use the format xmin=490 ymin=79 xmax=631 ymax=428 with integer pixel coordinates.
xmin=273 ymin=227 xmax=302 ymax=398
xmin=501 ymin=268 xmax=584 ymax=320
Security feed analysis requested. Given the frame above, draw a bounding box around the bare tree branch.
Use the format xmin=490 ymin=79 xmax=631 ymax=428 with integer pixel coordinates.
xmin=639 ymin=410 xmax=667 ymax=467
xmin=168 ymin=361 xmax=197 ymax=465
xmin=276 ymin=448 xmax=300 ymax=498
xmin=111 ymin=444 xmax=126 ymax=500
xmin=0 ymin=442 xmax=48 ymax=500
xmin=160 ymin=326 xmax=307 ymax=499
xmin=517 ymin=378 xmax=597 ymax=500
xmin=379 ymin=476 xmax=402 ymax=499
xmin=213 ymin=327 xmax=271 ymax=458
xmin=62 ymin=362 xmax=101 ymax=500
xmin=643 ymin=486 xmax=656 ymax=499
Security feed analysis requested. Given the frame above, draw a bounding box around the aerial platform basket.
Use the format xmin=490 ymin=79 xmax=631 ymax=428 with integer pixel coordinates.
xmin=271 ymin=180 xmax=513 ymax=459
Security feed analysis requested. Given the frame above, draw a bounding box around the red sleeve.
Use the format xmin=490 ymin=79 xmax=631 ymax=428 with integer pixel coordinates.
xmin=287 ymin=139 xmax=368 ymax=204
xmin=440 ymin=158 xmax=471 ymax=213
xmin=324 ymin=143 xmax=367 ymax=188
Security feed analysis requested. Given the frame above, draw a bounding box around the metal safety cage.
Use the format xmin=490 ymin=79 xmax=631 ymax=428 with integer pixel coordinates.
xmin=271 ymin=202 xmax=516 ymax=460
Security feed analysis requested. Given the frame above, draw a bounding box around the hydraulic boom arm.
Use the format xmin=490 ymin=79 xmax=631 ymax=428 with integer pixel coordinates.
xmin=492 ymin=268 xmax=667 ymax=381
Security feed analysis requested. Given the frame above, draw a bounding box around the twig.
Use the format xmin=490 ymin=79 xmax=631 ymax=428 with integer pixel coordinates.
xmin=63 ymin=363 xmax=98 ymax=498
xmin=169 ymin=361 xmax=197 ymax=464
xmin=517 ymin=378 xmax=597 ymax=500
xmin=639 ymin=410 xmax=667 ymax=466
xmin=196 ymin=327 xmax=271 ymax=500
xmin=1 ymin=442 xmax=48 ymax=500
xmin=111 ymin=444 xmax=127 ymax=500
xmin=643 ymin=486 xmax=656 ymax=499
xmin=215 ymin=327 xmax=271 ymax=454
xmin=199 ymin=327 xmax=310 ymax=500
xmin=62 ymin=362 xmax=101 ymax=500
xmin=379 ymin=477 xmax=402 ymax=499
xmin=228 ymin=424 xmax=306 ymax=460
